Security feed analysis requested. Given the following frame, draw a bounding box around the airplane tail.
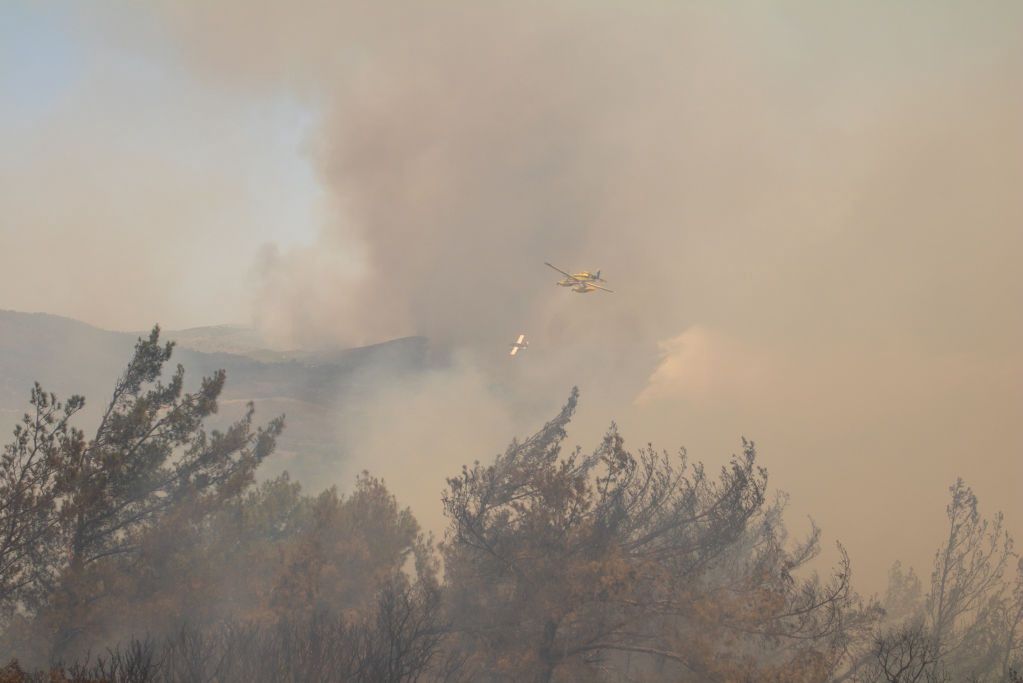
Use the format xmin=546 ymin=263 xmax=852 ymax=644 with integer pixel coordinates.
xmin=596 ymin=270 xmax=601 ymax=280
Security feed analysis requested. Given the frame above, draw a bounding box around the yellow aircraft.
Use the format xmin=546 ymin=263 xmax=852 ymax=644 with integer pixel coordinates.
xmin=544 ymin=262 xmax=614 ymax=293
xmin=509 ymin=334 xmax=529 ymax=356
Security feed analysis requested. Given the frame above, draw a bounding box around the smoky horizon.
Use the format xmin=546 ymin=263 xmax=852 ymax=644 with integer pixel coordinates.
xmin=1 ymin=2 xmax=1021 ymax=680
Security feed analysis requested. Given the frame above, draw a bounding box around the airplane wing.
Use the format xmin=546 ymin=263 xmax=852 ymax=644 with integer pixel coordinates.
xmin=590 ymin=283 xmax=615 ymax=293
xmin=510 ymin=346 xmax=519 ymax=356
xmin=516 ymin=334 xmax=525 ymax=344
xmin=544 ymin=262 xmax=574 ymax=279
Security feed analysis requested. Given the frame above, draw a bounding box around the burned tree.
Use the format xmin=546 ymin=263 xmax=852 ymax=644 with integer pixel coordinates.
xmin=0 ymin=326 xmax=283 ymax=660
xmin=0 ymin=386 xmax=84 ymax=619
xmin=846 ymin=481 xmax=1023 ymax=683
xmin=442 ymin=389 xmax=863 ymax=682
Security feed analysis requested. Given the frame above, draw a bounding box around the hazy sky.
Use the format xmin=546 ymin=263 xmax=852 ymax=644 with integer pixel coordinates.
xmin=2 ymin=1 xmax=1021 ymax=591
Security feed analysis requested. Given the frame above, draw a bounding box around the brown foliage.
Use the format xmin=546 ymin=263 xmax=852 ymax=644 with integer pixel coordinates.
xmin=442 ymin=388 xmax=866 ymax=682
xmin=4 ymin=339 xmax=1021 ymax=682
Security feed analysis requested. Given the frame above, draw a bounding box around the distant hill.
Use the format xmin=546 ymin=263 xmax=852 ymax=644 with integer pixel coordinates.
xmin=141 ymin=323 xmax=280 ymax=359
xmin=0 ymin=310 xmax=433 ymax=484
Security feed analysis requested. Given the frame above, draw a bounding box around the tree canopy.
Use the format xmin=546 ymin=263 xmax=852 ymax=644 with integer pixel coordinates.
xmin=1 ymin=337 xmax=1020 ymax=682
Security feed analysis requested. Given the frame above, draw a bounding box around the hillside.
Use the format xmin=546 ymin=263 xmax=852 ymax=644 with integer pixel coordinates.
xmin=0 ymin=310 xmax=432 ymax=484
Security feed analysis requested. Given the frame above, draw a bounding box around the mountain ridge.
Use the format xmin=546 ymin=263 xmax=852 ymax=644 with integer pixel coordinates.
xmin=0 ymin=309 xmax=432 ymax=484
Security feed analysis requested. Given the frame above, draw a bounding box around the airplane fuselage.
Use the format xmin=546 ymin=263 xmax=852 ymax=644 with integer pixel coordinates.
xmin=557 ymin=273 xmax=600 ymax=286
xmin=545 ymin=263 xmax=612 ymax=293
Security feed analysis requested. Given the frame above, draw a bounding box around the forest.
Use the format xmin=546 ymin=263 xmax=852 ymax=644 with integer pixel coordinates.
xmin=1 ymin=330 xmax=1020 ymax=682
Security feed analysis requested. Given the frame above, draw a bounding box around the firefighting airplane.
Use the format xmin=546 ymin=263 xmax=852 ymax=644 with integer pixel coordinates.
xmin=544 ymin=262 xmax=614 ymax=293
xmin=509 ymin=334 xmax=529 ymax=356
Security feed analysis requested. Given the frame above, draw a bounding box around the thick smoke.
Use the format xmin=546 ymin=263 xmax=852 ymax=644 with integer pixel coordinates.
xmin=9 ymin=0 xmax=1023 ymax=589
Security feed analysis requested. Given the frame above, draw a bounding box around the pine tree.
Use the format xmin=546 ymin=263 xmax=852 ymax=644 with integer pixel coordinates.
xmin=0 ymin=326 xmax=283 ymax=659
